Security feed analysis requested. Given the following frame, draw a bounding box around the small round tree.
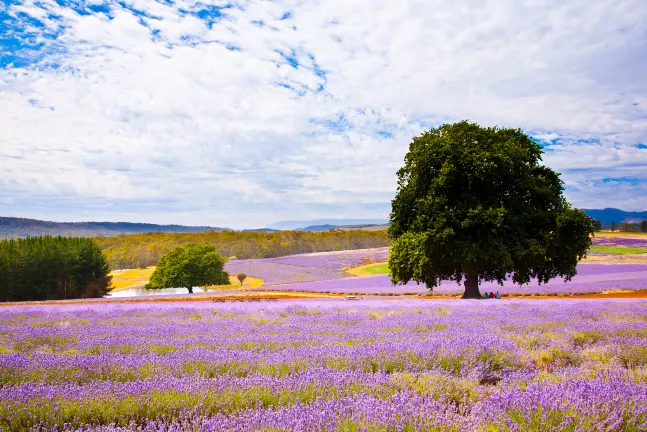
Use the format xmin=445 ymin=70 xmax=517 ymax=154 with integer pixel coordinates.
xmin=236 ymin=273 xmax=247 ymax=286
xmin=145 ymin=243 xmax=229 ymax=294
xmin=389 ymin=121 xmax=595 ymax=299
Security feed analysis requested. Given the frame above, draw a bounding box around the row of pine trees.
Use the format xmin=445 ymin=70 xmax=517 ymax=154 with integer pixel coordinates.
xmin=0 ymin=236 xmax=112 ymax=302
xmin=606 ymin=221 xmax=647 ymax=233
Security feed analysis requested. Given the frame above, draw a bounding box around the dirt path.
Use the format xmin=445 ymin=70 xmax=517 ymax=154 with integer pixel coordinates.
xmin=582 ymin=254 xmax=647 ymax=264
xmin=504 ymin=291 xmax=647 ymax=299
xmin=3 ymin=288 xmax=647 ymax=307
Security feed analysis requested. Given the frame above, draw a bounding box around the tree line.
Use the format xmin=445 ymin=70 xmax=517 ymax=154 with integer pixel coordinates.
xmin=94 ymin=229 xmax=390 ymax=270
xmin=596 ymin=220 xmax=647 ymax=233
xmin=0 ymin=236 xmax=112 ymax=302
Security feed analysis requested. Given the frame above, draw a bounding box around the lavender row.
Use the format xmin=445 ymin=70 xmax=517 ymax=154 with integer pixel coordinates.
xmin=222 ymin=244 xmax=647 ymax=294
xmin=2 ymin=300 xmax=647 ymax=430
xmin=267 ymin=264 xmax=647 ymax=295
xmin=591 ymin=236 xmax=647 ymax=248
xmin=224 ymin=248 xmax=389 ymax=284
xmin=57 ymin=376 xmax=647 ymax=432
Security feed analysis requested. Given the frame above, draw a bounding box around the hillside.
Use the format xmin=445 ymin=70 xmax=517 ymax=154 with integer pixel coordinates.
xmin=583 ymin=208 xmax=647 ymax=224
xmin=94 ymin=229 xmax=390 ymax=269
xmin=0 ymin=217 xmax=226 ymax=239
xmin=267 ymin=219 xmax=388 ymax=230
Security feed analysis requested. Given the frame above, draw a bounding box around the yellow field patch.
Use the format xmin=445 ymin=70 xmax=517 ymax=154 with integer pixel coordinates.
xmin=595 ymin=232 xmax=647 ymax=238
xmin=207 ymin=275 xmax=264 ymax=290
xmin=110 ymin=267 xmax=264 ymax=292
xmin=109 ymin=267 xmax=156 ymax=292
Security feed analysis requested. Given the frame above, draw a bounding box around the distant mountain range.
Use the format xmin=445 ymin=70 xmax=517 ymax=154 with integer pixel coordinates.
xmin=2 ymin=209 xmax=643 ymax=239
xmin=582 ymin=208 xmax=647 ymax=224
xmin=295 ymin=224 xmax=388 ymax=232
xmin=278 ymin=210 xmax=645 ymax=231
xmin=0 ymin=217 xmax=226 ymax=239
xmin=266 ymin=219 xmax=388 ymax=230
xmin=277 ymin=210 xmax=647 ymax=231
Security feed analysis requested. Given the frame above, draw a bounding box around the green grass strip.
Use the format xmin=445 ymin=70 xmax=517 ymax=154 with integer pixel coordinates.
xmin=589 ymin=246 xmax=647 ymax=255
xmin=346 ymin=262 xmax=390 ymax=276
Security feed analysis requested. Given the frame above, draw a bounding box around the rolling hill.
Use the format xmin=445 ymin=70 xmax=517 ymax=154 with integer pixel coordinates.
xmin=583 ymin=208 xmax=647 ymax=224
xmin=267 ymin=219 xmax=388 ymax=230
xmin=0 ymin=217 xmax=226 ymax=239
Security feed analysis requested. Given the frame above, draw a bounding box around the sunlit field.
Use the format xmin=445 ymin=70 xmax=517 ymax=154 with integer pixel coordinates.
xmin=1 ymin=299 xmax=646 ymax=431
xmin=589 ymin=246 xmax=647 ymax=255
xmin=346 ymin=262 xmax=390 ymax=276
xmin=219 ymin=242 xmax=647 ymax=297
xmin=3 ymin=234 xmax=647 ymax=430
xmin=110 ymin=268 xmax=156 ymax=291
xmin=108 ymin=234 xmax=647 ymax=297
xmin=110 ymin=268 xmax=264 ymax=292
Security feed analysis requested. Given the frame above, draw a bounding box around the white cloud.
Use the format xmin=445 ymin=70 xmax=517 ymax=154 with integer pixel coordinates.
xmin=1 ymin=0 xmax=646 ymax=228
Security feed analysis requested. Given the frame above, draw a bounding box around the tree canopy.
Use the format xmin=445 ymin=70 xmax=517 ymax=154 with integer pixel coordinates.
xmin=388 ymin=121 xmax=595 ymax=298
xmin=0 ymin=236 xmax=112 ymax=302
xmin=145 ymin=243 xmax=229 ymax=293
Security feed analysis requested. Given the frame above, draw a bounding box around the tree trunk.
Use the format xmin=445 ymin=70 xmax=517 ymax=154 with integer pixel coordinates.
xmin=462 ymin=273 xmax=481 ymax=299
xmin=187 ymin=286 xmax=193 ymax=294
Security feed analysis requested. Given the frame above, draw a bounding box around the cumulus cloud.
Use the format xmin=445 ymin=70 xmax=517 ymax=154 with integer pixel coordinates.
xmin=0 ymin=0 xmax=646 ymax=228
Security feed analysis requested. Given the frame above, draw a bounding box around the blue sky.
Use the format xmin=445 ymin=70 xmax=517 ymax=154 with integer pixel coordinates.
xmin=1 ymin=0 xmax=646 ymax=229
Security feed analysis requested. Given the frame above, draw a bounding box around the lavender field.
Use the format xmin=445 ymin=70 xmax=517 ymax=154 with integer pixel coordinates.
xmin=224 ymin=248 xmax=389 ymax=285
xmin=592 ymin=236 xmax=647 ymax=248
xmin=1 ymin=299 xmax=646 ymax=431
xmin=221 ymin=246 xmax=647 ymax=295
xmin=219 ymin=238 xmax=647 ymax=296
xmin=268 ymin=264 xmax=647 ymax=295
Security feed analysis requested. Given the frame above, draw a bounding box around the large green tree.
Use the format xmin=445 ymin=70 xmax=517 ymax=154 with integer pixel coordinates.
xmin=145 ymin=243 xmax=229 ymax=293
xmin=388 ymin=121 xmax=595 ymax=299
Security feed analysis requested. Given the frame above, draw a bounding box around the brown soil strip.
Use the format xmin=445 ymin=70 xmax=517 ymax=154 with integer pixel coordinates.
xmin=3 ymin=290 xmax=647 ymax=307
xmin=0 ymin=291 xmax=343 ymax=306
xmin=583 ymin=254 xmax=647 ymax=264
xmin=503 ymin=291 xmax=647 ymax=299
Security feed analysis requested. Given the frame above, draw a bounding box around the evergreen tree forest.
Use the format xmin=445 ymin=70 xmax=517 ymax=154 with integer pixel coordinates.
xmin=0 ymin=236 xmax=112 ymax=302
xmin=94 ymin=229 xmax=390 ymax=270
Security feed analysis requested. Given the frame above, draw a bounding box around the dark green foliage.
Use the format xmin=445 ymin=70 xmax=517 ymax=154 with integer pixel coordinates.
xmin=145 ymin=243 xmax=229 ymax=294
xmin=388 ymin=121 xmax=595 ymax=298
xmin=0 ymin=236 xmax=112 ymax=302
xmin=641 ymin=220 xmax=647 ymax=233
xmin=620 ymin=222 xmax=639 ymax=233
xmin=611 ymin=222 xmax=616 ymax=232
xmin=95 ymin=230 xmax=389 ymax=270
xmin=594 ymin=220 xmax=602 ymax=232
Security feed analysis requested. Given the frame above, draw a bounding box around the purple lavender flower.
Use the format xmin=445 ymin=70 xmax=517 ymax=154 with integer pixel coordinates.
xmin=1 ymin=300 xmax=646 ymax=430
xmin=591 ymin=237 xmax=647 ymax=248
xmin=224 ymin=248 xmax=389 ymax=285
xmin=266 ymin=263 xmax=647 ymax=295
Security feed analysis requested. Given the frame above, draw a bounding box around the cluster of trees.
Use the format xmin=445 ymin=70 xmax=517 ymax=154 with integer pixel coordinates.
xmin=0 ymin=236 xmax=112 ymax=302
xmin=94 ymin=229 xmax=389 ymax=270
xmin=606 ymin=221 xmax=647 ymax=233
